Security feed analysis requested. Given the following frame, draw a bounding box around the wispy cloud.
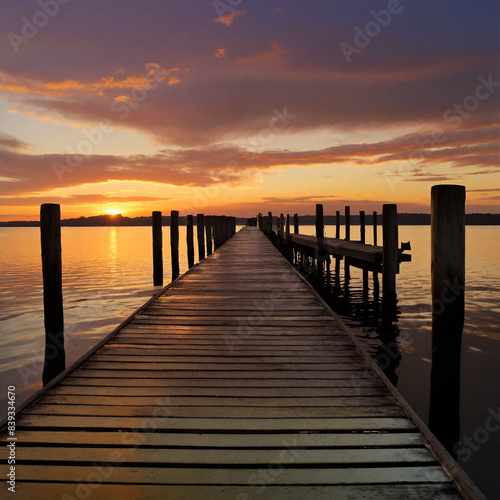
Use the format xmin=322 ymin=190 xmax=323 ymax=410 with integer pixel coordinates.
xmin=214 ymin=10 xmax=247 ymax=26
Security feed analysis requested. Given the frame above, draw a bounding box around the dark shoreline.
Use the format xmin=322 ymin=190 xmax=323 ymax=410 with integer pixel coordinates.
xmin=1 ymin=213 xmax=499 ymax=227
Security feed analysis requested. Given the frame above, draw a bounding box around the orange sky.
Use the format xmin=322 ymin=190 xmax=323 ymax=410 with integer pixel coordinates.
xmin=1 ymin=1 xmax=499 ymax=221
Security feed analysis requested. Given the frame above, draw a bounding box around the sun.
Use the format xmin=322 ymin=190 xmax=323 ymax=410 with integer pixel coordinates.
xmin=105 ymin=208 xmax=122 ymax=216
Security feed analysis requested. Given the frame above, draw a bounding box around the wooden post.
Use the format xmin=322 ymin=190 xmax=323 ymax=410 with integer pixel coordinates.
xmin=279 ymin=213 xmax=284 ymax=240
xmin=344 ymin=206 xmax=351 ymax=282
xmin=152 ymin=211 xmax=163 ymax=286
xmin=197 ymin=214 xmax=205 ymax=261
xmin=214 ymin=216 xmax=222 ymax=249
xmin=382 ymin=204 xmax=398 ymax=298
xmin=316 ymin=204 xmax=324 ymax=273
xmin=360 ymin=210 xmax=368 ymax=283
xmin=187 ymin=215 xmax=194 ymax=268
xmin=40 ymin=204 xmax=65 ymax=385
xmin=336 ymin=211 xmax=340 ymax=239
xmin=212 ymin=216 xmax=218 ymax=249
xmin=268 ymin=212 xmax=273 ymax=235
xmin=205 ymin=215 xmax=213 ymax=255
xmin=373 ymin=211 xmax=378 ymax=246
xmin=359 ymin=210 xmax=365 ymax=244
xmin=223 ymin=216 xmax=229 ymax=242
xmin=170 ymin=210 xmax=179 ymax=280
xmin=344 ymin=206 xmax=350 ymax=240
xmin=429 ymin=185 xmax=465 ymax=454
xmin=286 ymin=214 xmax=291 ymax=242
xmin=293 ymin=214 xmax=299 ymax=233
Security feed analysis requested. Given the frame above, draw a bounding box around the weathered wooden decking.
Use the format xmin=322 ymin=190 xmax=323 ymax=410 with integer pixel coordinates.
xmin=2 ymin=227 xmax=481 ymax=498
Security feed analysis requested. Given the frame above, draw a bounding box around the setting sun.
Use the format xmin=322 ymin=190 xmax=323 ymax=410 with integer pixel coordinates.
xmin=105 ymin=209 xmax=122 ymax=216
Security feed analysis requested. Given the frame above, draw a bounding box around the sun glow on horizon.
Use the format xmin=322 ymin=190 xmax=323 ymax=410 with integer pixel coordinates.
xmin=105 ymin=208 xmax=122 ymax=216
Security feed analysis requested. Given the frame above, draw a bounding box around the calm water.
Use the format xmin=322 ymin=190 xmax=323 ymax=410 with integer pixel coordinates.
xmin=0 ymin=225 xmax=499 ymax=497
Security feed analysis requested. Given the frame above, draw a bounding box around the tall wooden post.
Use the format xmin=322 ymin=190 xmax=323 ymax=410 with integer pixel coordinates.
xmin=197 ymin=214 xmax=205 ymax=261
xmin=316 ymin=204 xmax=324 ymax=273
xmin=344 ymin=206 xmax=350 ymax=241
xmin=152 ymin=211 xmax=163 ymax=286
xmin=359 ymin=210 xmax=368 ymax=284
xmin=335 ymin=211 xmax=340 ymax=239
xmin=344 ymin=206 xmax=351 ymax=283
xmin=268 ymin=212 xmax=273 ymax=235
xmin=359 ymin=210 xmax=366 ymax=244
xmin=205 ymin=215 xmax=213 ymax=255
xmin=382 ymin=204 xmax=398 ymax=298
xmin=286 ymin=214 xmax=291 ymax=242
xmin=429 ymin=185 xmax=465 ymax=454
xmin=213 ymin=216 xmax=221 ymax=249
xmin=187 ymin=215 xmax=194 ymax=268
xmin=225 ymin=216 xmax=229 ymax=242
xmin=373 ymin=211 xmax=378 ymax=246
xmin=293 ymin=214 xmax=299 ymax=234
xmin=170 ymin=210 xmax=179 ymax=280
xmin=40 ymin=204 xmax=65 ymax=385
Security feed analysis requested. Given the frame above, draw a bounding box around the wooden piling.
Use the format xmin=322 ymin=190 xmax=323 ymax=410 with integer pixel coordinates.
xmin=197 ymin=214 xmax=205 ymax=261
xmin=336 ymin=211 xmax=340 ymax=239
xmin=345 ymin=206 xmax=350 ymax=241
xmin=187 ymin=215 xmax=194 ymax=268
xmin=382 ymin=204 xmax=398 ymax=298
xmin=205 ymin=215 xmax=213 ymax=255
xmin=170 ymin=210 xmax=180 ymax=280
xmin=231 ymin=216 xmax=236 ymax=237
xmin=360 ymin=210 xmax=366 ymax=244
xmin=429 ymin=185 xmax=466 ymax=453
xmin=373 ymin=211 xmax=378 ymax=246
xmin=152 ymin=211 xmax=163 ymax=286
xmin=268 ymin=212 xmax=272 ymax=236
xmin=40 ymin=203 xmax=65 ymax=385
xmin=222 ymin=216 xmax=229 ymax=242
xmin=360 ymin=211 xmax=367 ymax=283
xmin=316 ymin=204 xmax=325 ymax=272
xmin=293 ymin=213 xmax=299 ymax=234
xmin=214 ymin=216 xmax=223 ymax=249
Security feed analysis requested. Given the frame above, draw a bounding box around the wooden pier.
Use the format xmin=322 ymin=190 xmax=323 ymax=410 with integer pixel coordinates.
xmin=1 ymin=227 xmax=483 ymax=499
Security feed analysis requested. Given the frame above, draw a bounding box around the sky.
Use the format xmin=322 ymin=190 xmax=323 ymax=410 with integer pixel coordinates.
xmin=0 ymin=0 xmax=499 ymax=221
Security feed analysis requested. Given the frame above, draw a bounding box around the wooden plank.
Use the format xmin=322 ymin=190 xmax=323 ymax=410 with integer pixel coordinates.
xmin=49 ymin=386 xmax=387 ymax=397
xmin=14 ymin=430 xmax=424 ymax=447
xmin=15 ymin=415 xmax=417 ymax=431
xmin=38 ymin=394 xmax=395 ymax=407
xmin=20 ymin=446 xmax=436 ymax=465
xmin=89 ymin=354 xmax=361 ymax=363
xmin=61 ymin=377 xmax=382 ymax=388
xmin=12 ymin=484 xmax=462 ymax=500
xmin=17 ymin=465 xmax=451 ymax=484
